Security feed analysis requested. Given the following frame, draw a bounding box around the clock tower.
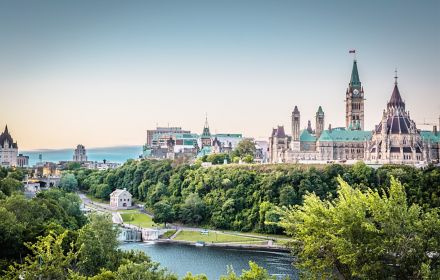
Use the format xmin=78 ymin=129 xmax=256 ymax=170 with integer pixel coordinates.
xmin=345 ymin=59 xmax=365 ymax=130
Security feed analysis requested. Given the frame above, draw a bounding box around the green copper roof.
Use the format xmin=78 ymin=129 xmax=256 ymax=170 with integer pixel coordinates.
xmin=318 ymin=128 xmax=372 ymax=142
xmin=350 ymin=60 xmax=361 ymax=87
xmin=152 ymin=133 xmax=199 ymax=140
xmin=420 ymin=131 xmax=440 ymax=143
xmin=215 ymin=133 xmax=242 ymax=138
xmin=317 ymin=106 xmax=324 ymax=115
xmin=300 ymin=129 xmax=316 ymax=142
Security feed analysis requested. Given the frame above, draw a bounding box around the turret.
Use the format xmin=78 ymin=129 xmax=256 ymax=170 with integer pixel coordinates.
xmin=291 ymin=106 xmax=301 ymax=151
xmin=201 ymin=115 xmax=212 ymax=148
xmin=307 ymin=120 xmax=313 ymax=134
xmin=315 ymin=106 xmax=325 ymax=138
xmin=291 ymin=106 xmax=300 ymax=141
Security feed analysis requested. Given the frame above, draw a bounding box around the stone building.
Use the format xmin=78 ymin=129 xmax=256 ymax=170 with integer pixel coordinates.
xmin=17 ymin=154 xmax=29 ymax=167
xmin=110 ymin=188 xmax=132 ymax=209
xmin=268 ymin=126 xmax=290 ymax=163
xmin=146 ymin=127 xmax=191 ymax=147
xmin=73 ymin=144 xmax=88 ymax=162
xmin=0 ymin=125 xmax=18 ymax=167
xmin=365 ymin=74 xmax=439 ymax=164
xmin=269 ymin=59 xmax=440 ymax=165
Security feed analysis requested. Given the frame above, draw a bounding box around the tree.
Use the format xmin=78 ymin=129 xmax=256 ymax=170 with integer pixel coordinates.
xmin=0 ymin=207 xmax=23 ymax=260
xmin=0 ymin=177 xmax=22 ymax=196
xmin=60 ymin=173 xmax=78 ymax=192
xmin=220 ymin=261 xmax=276 ymax=280
xmin=76 ymin=214 xmax=120 ymax=275
xmin=115 ymin=260 xmax=177 ymax=280
xmin=242 ymin=155 xmax=254 ymax=164
xmin=182 ymin=273 xmax=208 ymax=280
xmin=180 ymin=193 xmax=207 ymax=225
xmin=232 ymin=139 xmax=256 ymax=159
xmin=278 ymin=176 xmax=440 ymax=279
xmin=4 ymin=231 xmax=78 ymax=280
xmin=95 ymin=183 xmax=112 ymax=199
xmin=66 ymin=162 xmax=81 ymax=170
xmin=153 ymin=201 xmax=175 ymax=227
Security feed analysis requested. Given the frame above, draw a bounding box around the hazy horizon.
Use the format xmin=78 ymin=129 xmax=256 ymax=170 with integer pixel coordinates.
xmin=1 ymin=0 xmax=439 ymax=150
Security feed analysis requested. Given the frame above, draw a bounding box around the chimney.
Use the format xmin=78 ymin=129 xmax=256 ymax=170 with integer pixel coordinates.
xmin=328 ymin=124 xmax=332 ymax=133
xmin=434 ymin=125 xmax=438 ymax=136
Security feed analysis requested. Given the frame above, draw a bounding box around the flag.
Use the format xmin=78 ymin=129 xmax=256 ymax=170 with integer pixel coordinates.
xmin=349 ymin=49 xmax=356 ymax=53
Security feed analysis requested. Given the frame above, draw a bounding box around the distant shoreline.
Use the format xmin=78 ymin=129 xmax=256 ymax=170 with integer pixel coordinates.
xmin=20 ymin=144 xmax=143 ymax=153
xmin=19 ymin=145 xmax=143 ymax=166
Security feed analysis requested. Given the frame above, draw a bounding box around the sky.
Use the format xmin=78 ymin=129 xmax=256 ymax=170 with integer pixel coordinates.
xmin=0 ymin=0 xmax=439 ymax=150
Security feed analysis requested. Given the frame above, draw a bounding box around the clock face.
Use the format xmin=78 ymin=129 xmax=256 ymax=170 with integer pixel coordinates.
xmin=353 ymin=89 xmax=359 ymax=96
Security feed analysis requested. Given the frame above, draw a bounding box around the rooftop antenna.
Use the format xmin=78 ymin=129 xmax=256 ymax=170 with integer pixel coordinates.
xmin=394 ymin=68 xmax=398 ymax=85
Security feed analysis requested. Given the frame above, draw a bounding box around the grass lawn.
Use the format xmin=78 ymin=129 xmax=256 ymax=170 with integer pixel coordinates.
xmin=223 ymin=231 xmax=289 ymax=240
xmin=119 ymin=210 xmax=161 ymax=228
xmin=161 ymin=230 xmax=177 ymax=239
xmin=173 ymin=230 xmax=265 ymax=244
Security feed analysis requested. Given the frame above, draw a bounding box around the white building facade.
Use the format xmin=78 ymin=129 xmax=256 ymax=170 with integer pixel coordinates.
xmin=110 ymin=188 xmax=133 ymax=209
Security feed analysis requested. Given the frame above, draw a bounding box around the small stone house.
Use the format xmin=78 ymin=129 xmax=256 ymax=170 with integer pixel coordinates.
xmin=110 ymin=188 xmax=132 ymax=209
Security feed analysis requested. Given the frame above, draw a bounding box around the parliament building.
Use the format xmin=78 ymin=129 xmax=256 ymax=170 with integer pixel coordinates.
xmin=269 ymin=60 xmax=440 ymax=165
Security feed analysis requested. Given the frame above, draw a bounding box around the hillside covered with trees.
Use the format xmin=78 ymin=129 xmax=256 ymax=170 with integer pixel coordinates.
xmin=73 ymin=160 xmax=440 ymax=234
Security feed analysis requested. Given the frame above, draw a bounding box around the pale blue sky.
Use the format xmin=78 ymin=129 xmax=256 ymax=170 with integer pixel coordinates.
xmin=0 ymin=0 xmax=439 ymax=149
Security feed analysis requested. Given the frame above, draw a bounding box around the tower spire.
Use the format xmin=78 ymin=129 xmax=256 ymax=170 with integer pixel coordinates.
xmin=4 ymin=125 xmax=8 ymax=134
xmin=388 ymin=71 xmax=405 ymax=110
xmin=204 ymin=113 xmax=209 ymax=129
xmin=350 ymin=59 xmax=361 ymax=87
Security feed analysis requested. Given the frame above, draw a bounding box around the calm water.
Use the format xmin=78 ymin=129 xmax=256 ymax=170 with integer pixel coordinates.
xmin=120 ymin=242 xmax=297 ymax=279
xmin=21 ymin=146 xmax=142 ymax=166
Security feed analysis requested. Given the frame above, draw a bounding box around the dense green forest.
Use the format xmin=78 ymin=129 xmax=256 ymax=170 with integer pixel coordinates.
xmin=279 ymin=177 xmax=440 ymax=279
xmin=74 ymin=160 xmax=440 ymax=234
xmin=0 ymin=167 xmax=277 ymax=279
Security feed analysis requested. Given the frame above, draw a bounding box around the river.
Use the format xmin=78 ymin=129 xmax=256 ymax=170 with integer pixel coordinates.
xmin=120 ymin=242 xmax=298 ymax=279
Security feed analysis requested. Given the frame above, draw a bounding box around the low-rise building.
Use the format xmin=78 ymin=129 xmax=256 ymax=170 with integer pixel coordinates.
xmin=110 ymin=188 xmax=133 ymax=209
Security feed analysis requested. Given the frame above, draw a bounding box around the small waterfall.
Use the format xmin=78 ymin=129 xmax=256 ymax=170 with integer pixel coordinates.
xmin=119 ymin=228 xmax=142 ymax=242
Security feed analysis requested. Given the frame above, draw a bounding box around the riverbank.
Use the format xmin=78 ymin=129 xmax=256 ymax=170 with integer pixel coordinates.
xmin=154 ymin=239 xmax=290 ymax=252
